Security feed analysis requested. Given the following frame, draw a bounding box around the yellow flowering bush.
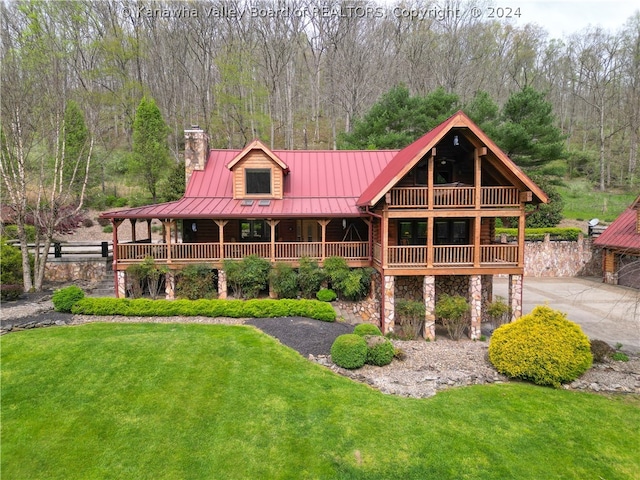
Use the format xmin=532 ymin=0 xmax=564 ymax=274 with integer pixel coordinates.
xmin=488 ymin=305 xmax=592 ymax=387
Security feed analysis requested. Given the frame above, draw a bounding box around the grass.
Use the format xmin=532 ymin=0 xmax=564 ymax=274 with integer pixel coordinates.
xmin=2 ymin=323 xmax=639 ymax=479
xmin=558 ymin=179 xmax=636 ymax=222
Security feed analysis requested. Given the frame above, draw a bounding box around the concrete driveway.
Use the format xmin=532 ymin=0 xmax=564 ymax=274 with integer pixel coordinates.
xmin=494 ymin=277 xmax=640 ymax=353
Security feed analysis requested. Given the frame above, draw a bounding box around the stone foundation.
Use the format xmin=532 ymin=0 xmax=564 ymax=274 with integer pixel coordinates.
xmin=394 ymin=276 xmax=423 ymax=301
xmin=435 ymin=275 xmax=470 ymax=301
xmin=524 ymin=236 xmax=601 ymax=277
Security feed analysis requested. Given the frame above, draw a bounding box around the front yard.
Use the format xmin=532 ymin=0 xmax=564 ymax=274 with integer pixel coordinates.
xmin=2 ymin=323 xmax=639 ymax=479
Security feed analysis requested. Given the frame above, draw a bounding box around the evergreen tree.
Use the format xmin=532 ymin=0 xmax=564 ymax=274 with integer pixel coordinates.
xmin=464 ymin=91 xmax=499 ymax=138
xmin=338 ymin=86 xmax=458 ymax=150
xmin=496 ymin=87 xmax=566 ymax=169
xmin=158 ymin=160 xmax=186 ymax=202
xmin=60 ymin=101 xmax=91 ymax=197
xmin=130 ymin=97 xmax=171 ymax=203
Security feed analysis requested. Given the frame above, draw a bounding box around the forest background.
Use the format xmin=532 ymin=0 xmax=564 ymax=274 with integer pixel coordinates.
xmin=1 ymin=0 xmax=640 ymax=291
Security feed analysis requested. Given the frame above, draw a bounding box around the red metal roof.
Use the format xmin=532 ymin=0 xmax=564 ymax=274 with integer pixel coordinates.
xmin=102 ymin=149 xmax=397 ymax=219
xmin=594 ymin=196 xmax=640 ymax=253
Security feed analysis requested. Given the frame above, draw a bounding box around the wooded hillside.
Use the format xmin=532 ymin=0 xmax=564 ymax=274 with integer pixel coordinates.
xmin=2 ymin=0 xmax=639 ymax=190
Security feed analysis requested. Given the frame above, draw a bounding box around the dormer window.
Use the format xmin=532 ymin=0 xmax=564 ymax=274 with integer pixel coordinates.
xmin=246 ymin=168 xmax=271 ymax=195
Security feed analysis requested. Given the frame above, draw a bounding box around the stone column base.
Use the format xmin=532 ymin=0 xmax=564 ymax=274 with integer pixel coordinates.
xmin=383 ymin=275 xmax=395 ymax=333
xmin=469 ymin=274 xmax=482 ymax=339
xmin=217 ymin=269 xmax=227 ymax=299
xmin=423 ymin=275 xmax=436 ymax=340
xmin=165 ymin=271 xmax=175 ymax=300
xmin=508 ymin=274 xmax=523 ymax=322
xmin=117 ymin=270 xmax=126 ymax=298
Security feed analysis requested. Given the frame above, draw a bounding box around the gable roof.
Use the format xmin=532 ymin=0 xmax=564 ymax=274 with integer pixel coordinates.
xmin=101 ymin=149 xmax=397 ymax=219
xmin=594 ymin=195 xmax=640 ymax=253
xmin=356 ymin=111 xmax=548 ymax=206
xmin=225 ymin=139 xmax=289 ymax=173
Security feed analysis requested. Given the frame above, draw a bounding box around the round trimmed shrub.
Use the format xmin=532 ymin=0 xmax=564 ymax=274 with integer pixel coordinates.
xmin=353 ymin=323 xmax=382 ymax=337
xmin=52 ymin=285 xmax=85 ymax=313
xmin=365 ymin=336 xmax=394 ymax=366
xmin=331 ymin=334 xmax=367 ymax=369
xmin=488 ymin=306 xmax=593 ymax=387
xmin=316 ymin=288 xmax=337 ymax=302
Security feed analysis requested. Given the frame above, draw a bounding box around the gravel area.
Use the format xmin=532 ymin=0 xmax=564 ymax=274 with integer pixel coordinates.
xmin=2 ymin=299 xmax=639 ymax=398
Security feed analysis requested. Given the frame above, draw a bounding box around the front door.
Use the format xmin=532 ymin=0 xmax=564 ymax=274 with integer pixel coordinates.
xmin=300 ymin=220 xmax=320 ymax=242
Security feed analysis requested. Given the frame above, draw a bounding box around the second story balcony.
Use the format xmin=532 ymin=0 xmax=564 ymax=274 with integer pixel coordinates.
xmin=388 ymin=185 xmax=521 ymax=208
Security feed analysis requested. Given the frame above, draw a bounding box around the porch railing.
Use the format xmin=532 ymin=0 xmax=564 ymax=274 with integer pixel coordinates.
xmin=383 ymin=244 xmax=517 ymax=268
xmin=480 ymin=244 xmax=518 ymax=264
xmin=433 ymin=245 xmax=473 ymax=265
xmin=117 ymin=241 xmax=368 ymax=264
xmin=388 ymin=186 xmax=520 ymax=208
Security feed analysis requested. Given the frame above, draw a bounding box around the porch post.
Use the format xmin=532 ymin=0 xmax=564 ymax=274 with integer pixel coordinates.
xmin=383 ymin=274 xmax=395 ymax=333
xmin=426 ymin=217 xmax=433 ymax=267
xmin=469 ymin=274 xmax=482 ymax=339
xmin=269 ymin=220 xmax=280 ymax=262
xmin=318 ymin=219 xmax=329 ymax=261
xmin=112 ymin=219 xmax=122 ymax=298
xmin=508 ymin=274 xmax=523 ymax=322
xmin=427 ymin=150 xmax=434 ymax=210
xmin=163 ymin=220 xmax=172 ymax=264
xmin=363 ymin=218 xmax=372 ymax=262
xmin=215 ymin=220 xmax=228 ymax=261
xmin=381 ymin=210 xmax=389 ymax=268
xmin=146 ymin=219 xmax=152 ymax=240
xmin=517 ymin=209 xmax=526 ymax=267
xmin=423 ymin=275 xmax=436 ymax=340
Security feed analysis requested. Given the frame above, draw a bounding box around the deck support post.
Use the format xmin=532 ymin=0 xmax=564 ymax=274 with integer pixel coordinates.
xmin=214 ymin=220 xmax=228 ymax=260
xmin=269 ymin=220 xmax=280 ymax=262
xmin=318 ymin=219 xmax=329 ymax=261
xmin=508 ymin=274 xmax=523 ymax=322
xmin=117 ymin=270 xmax=126 ymax=298
xmin=217 ymin=269 xmax=227 ymax=299
xmin=469 ymin=274 xmax=482 ymax=339
xmin=130 ymin=218 xmax=137 ymax=243
xmin=423 ymin=275 xmax=436 ymax=340
xmin=112 ymin=219 xmax=122 ymax=297
xmin=383 ymin=275 xmax=395 ymax=333
xmin=165 ymin=270 xmax=175 ymax=300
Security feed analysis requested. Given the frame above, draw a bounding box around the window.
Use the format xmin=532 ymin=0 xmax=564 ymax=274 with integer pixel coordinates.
xmin=240 ymin=220 xmax=270 ymax=241
xmin=434 ymin=219 xmax=469 ymax=245
xmin=398 ymin=221 xmax=427 ymax=245
xmin=246 ymin=169 xmax=271 ymax=195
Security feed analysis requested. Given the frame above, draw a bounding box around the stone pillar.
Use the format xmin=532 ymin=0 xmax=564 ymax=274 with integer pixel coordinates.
xmin=165 ymin=271 xmax=175 ymax=300
xmin=423 ymin=275 xmax=436 ymax=340
xmin=117 ymin=270 xmax=126 ymax=298
xmin=469 ymin=275 xmax=482 ymax=339
xmin=217 ymin=269 xmax=227 ymax=299
xmin=508 ymin=274 xmax=523 ymax=322
xmin=383 ymin=275 xmax=395 ymax=333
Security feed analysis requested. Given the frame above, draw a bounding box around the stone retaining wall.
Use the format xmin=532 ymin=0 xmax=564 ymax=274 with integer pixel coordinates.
xmin=45 ymin=258 xmax=111 ymax=284
xmin=524 ymin=235 xmax=601 ymax=277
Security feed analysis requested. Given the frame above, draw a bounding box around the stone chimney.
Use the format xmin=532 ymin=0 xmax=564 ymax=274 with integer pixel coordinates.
xmin=184 ymin=126 xmax=209 ymax=187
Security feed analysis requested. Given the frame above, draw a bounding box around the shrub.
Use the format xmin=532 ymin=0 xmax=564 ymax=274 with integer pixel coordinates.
xmin=3 ymin=224 xmax=36 ymax=243
xmin=102 ymin=225 xmax=113 ymax=233
xmin=316 ymin=288 xmax=337 ymax=302
xmin=340 ymin=268 xmax=373 ymax=301
xmin=365 ymin=336 xmax=395 ymax=366
xmin=323 ymin=256 xmax=349 ymax=290
xmin=353 ymin=323 xmax=382 ymax=336
xmin=82 ymin=218 xmax=94 ymax=228
xmin=71 ymin=297 xmax=336 ymax=322
xmin=0 ymin=284 xmax=23 ymax=301
xmin=140 ymin=257 xmax=169 ymax=300
xmin=395 ymin=299 xmax=426 ymax=339
xmin=176 ymin=264 xmax=217 ymax=300
xmin=435 ymin=294 xmax=470 ymax=340
xmin=126 ymin=264 xmax=146 ymax=298
xmin=590 ymin=339 xmax=615 ymax=363
xmin=224 ymin=256 xmax=270 ymax=299
xmin=52 ymin=285 xmax=85 ymax=312
xmin=331 ymin=334 xmax=367 ymax=369
xmin=97 ymin=217 xmax=111 ymax=227
xmin=486 ymin=296 xmax=510 ymax=330
xmin=297 ymin=257 xmax=325 ymax=299
xmin=488 ymin=306 xmax=593 ymax=387
xmin=269 ymin=262 xmax=298 ymax=299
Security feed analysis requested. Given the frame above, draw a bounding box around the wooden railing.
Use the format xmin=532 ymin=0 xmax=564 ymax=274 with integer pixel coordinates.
xmin=389 ymin=187 xmax=429 ymax=207
xmin=117 ymin=241 xmax=368 ymax=264
xmin=373 ymin=242 xmax=382 ymax=265
xmin=480 ymin=245 xmax=518 ymax=264
xmin=387 ymin=245 xmax=427 ymax=267
xmin=388 ymin=186 xmax=521 ymax=208
xmin=481 ymin=186 xmax=520 ymax=206
xmin=433 ymin=187 xmax=475 ymax=207
xmin=433 ymin=245 xmax=474 ymax=265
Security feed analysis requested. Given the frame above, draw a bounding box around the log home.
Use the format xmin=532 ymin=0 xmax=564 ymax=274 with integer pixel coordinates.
xmin=101 ymin=111 xmax=548 ymax=338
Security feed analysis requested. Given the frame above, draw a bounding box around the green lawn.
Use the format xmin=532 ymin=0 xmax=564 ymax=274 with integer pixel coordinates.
xmin=558 ymin=179 xmax=636 ymax=223
xmin=2 ymin=323 xmax=639 ymax=479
